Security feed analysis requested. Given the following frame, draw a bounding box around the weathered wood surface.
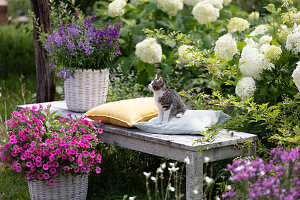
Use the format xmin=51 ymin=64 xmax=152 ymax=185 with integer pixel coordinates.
xmin=18 ymin=101 xmax=258 ymax=200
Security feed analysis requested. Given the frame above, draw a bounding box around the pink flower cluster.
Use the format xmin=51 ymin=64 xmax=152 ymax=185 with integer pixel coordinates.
xmin=222 ymin=147 xmax=300 ymax=200
xmin=0 ymin=105 xmax=104 ymax=186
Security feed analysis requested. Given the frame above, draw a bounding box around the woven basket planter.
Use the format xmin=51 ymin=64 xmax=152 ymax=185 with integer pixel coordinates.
xmin=28 ymin=174 xmax=88 ymax=200
xmin=64 ymin=69 xmax=109 ymax=112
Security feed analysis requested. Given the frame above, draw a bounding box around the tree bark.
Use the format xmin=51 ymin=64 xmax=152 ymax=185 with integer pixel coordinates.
xmin=30 ymin=0 xmax=55 ymax=103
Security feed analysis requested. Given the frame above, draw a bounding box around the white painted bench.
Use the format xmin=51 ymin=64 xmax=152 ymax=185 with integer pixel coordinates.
xmin=18 ymin=101 xmax=257 ymax=200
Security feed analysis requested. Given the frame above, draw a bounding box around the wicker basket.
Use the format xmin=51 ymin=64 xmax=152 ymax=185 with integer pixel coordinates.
xmin=64 ymin=69 xmax=109 ymax=112
xmin=28 ymin=174 xmax=88 ymax=200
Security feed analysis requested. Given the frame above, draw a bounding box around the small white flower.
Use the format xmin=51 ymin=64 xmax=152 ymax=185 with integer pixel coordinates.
xmin=249 ymin=24 xmax=268 ymax=36
xmin=169 ymin=162 xmax=175 ymax=167
xmin=184 ymin=156 xmax=190 ymax=164
xmin=235 ymin=165 xmax=244 ymax=171
xmin=286 ymin=24 xmax=300 ymax=55
xmin=204 ymin=176 xmax=213 ymax=184
xmin=161 ymin=163 xmax=166 ymax=169
xmin=245 ymin=161 xmax=251 ymax=165
xmin=193 ymin=189 xmax=199 ymax=194
xmin=216 ymin=196 xmax=221 ymax=200
xmin=151 ymin=176 xmax=156 ymax=181
xmin=204 ymin=157 xmax=210 ymax=163
xmin=157 ymin=167 xmax=164 ymax=173
xmin=168 ymin=184 xmax=175 ymax=192
xmin=168 ymin=166 xmax=179 ymax=172
xmin=129 ymin=197 xmax=135 ymax=200
xmin=143 ymin=172 xmax=151 ymax=178
xmin=260 ymin=171 xmax=265 ymax=176
xmin=226 ymin=185 xmax=232 ymax=190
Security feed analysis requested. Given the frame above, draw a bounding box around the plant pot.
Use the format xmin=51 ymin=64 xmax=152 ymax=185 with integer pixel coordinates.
xmin=64 ymin=69 xmax=109 ymax=112
xmin=28 ymin=174 xmax=88 ymax=200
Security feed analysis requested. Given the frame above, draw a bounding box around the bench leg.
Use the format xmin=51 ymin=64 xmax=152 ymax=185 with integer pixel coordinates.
xmin=186 ymin=152 xmax=203 ymax=200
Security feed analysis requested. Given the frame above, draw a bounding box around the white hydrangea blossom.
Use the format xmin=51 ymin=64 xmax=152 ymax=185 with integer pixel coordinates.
xmin=259 ymin=35 xmax=272 ymax=44
xmin=135 ymin=38 xmax=162 ymax=64
xmin=192 ymin=2 xmax=219 ymax=25
xmin=278 ymin=25 xmax=290 ymax=42
xmin=249 ymin=25 xmax=268 ymax=36
xmin=235 ymin=77 xmax=256 ymax=100
xmin=227 ymin=17 xmax=250 ymax=33
xmin=178 ymin=45 xmax=194 ymax=63
xmin=183 ymin=0 xmax=200 ymax=6
xmin=198 ymin=0 xmax=223 ymax=9
xmin=245 ymin=38 xmax=258 ymax=48
xmin=259 ymin=44 xmax=271 ymax=53
xmin=214 ymin=33 xmax=238 ymax=60
xmin=292 ymin=61 xmax=300 ymax=92
xmin=108 ymin=0 xmax=127 ymax=18
xmin=286 ymin=25 xmax=300 ymax=55
xmin=157 ymin=0 xmax=183 ymax=17
xmin=239 ymin=45 xmax=274 ymax=80
xmin=264 ymin=45 xmax=282 ymax=60
xmin=249 ymin=11 xmax=259 ymax=20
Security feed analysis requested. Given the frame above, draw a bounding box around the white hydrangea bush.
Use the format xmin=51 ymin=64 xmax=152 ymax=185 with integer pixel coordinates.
xmin=235 ymin=77 xmax=256 ymax=100
xmin=292 ymin=61 xmax=300 ymax=92
xmin=157 ymin=0 xmax=183 ymax=17
xmin=259 ymin=35 xmax=272 ymax=45
xmin=286 ymin=25 xmax=300 ymax=55
xmin=214 ymin=33 xmax=238 ymax=60
xmin=192 ymin=2 xmax=220 ymax=24
xmin=198 ymin=0 xmax=223 ymax=9
xmin=178 ymin=45 xmax=195 ymax=63
xmin=227 ymin=17 xmax=250 ymax=33
xmin=249 ymin=25 xmax=269 ymax=36
xmin=135 ymin=38 xmax=162 ymax=64
xmin=108 ymin=0 xmax=127 ymax=18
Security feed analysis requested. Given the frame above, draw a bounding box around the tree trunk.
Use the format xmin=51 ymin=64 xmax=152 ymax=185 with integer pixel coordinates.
xmin=30 ymin=0 xmax=55 ymax=103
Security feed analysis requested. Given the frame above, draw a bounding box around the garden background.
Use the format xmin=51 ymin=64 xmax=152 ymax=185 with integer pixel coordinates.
xmin=0 ymin=0 xmax=299 ymax=199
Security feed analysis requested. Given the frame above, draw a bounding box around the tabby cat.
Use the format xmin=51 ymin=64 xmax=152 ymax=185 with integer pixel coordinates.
xmin=148 ymin=75 xmax=186 ymax=124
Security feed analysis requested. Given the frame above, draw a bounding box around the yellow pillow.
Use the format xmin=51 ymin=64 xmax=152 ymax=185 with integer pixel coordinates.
xmin=85 ymin=97 xmax=158 ymax=127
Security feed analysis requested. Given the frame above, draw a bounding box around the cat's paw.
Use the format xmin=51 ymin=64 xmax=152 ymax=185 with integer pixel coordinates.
xmin=155 ymin=121 xmax=163 ymax=125
xmin=176 ymin=113 xmax=183 ymax=118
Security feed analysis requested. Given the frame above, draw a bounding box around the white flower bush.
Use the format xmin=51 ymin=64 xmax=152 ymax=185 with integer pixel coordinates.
xmin=157 ymin=0 xmax=183 ymax=17
xmin=178 ymin=45 xmax=194 ymax=63
xmin=292 ymin=61 xmax=300 ymax=92
xmin=214 ymin=33 xmax=238 ymax=60
xmin=135 ymin=38 xmax=162 ymax=64
xmin=108 ymin=0 xmax=127 ymax=18
xmin=198 ymin=0 xmax=223 ymax=9
xmin=192 ymin=2 xmax=219 ymax=24
xmin=235 ymin=77 xmax=256 ymax=100
xmin=249 ymin=25 xmax=269 ymax=36
xmin=264 ymin=45 xmax=282 ymax=60
xmin=286 ymin=25 xmax=300 ymax=55
xmin=239 ymin=45 xmax=274 ymax=80
xmin=183 ymin=0 xmax=200 ymax=6
xmin=227 ymin=17 xmax=250 ymax=33
xmin=223 ymin=0 xmax=231 ymax=3
xmin=259 ymin=35 xmax=272 ymax=44
xmin=249 ymin=11 xmax=259 ymax=20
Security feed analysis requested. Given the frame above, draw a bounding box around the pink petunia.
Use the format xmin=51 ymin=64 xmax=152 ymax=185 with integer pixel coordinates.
xmin=38 ymin=174 xmax=44 ymax=180
xmin=52 ymin=161 xmax=59 ymax=168
xmin=84 ymin=120 xmax=89 ymax=126
xmin=43 ymin=164 xmax=49 ymax=170
xmin=50 ymin=168 xmax=56 ymax=174
xmin=98 ymin=129 xmax=103 ymax=134
xmin=74 ymin=167 xmax=79 ymax=173
xmin=43 ymin=173 xmax=49 ymax=179
xmin=36 ymin=162 xmax=42 ymax=168
xmin=63 ymin=166 xmax=70 ymax=171
xmin=82 ymin=150 xmax=89 ymax=157
xmin=80 ymin=167 xmax=86 ymax=173
xmin=16 ymin=166 xmax=22 ymax=172
xmin=96 ymin=167 xmax=101 ymax=174
xmin=26 ymin=161 xmax=32 ymax=168
xmin=49 ymin=179 xmax=55 ymax=186
xmin=35 ymin=156 xmax=42 ymax=162
xmin=62 ymin=155 xmax=67 ymax=159
xmin=81 ymin=128 xmax=86 ymax=133
xmin=97 ymin=155 xmax=102 ymax=163
xmin=27 ymin=172 xmax=32 ymax=179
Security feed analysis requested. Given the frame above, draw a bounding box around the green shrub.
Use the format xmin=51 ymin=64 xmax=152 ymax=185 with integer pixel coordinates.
xmin=0 ymin=24 xmax=35 ymax=77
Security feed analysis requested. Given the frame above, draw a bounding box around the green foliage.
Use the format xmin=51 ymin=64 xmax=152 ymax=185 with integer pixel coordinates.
xmin=7 ymin=0 xmax=31 ymax=18
xmin=0 ymin=24 xmax=35 ymax=77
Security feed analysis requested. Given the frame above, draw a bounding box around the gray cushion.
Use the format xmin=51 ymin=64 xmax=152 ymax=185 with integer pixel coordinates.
xmin=134 ymin=110 xmax=230 ymax=135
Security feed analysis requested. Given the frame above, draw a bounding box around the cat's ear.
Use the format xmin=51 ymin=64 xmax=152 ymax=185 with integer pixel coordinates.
xmin=155 ymin=74 xmax=159 ymax=79
xmin=158 ymin=77 xmax=164 ymax=84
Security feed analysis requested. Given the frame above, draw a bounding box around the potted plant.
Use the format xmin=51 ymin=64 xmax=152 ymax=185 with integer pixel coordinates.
xmin=0 ymin=105 xmax=104 ymax=200
xmin=44 ymin=12 xmax=122 ymax=112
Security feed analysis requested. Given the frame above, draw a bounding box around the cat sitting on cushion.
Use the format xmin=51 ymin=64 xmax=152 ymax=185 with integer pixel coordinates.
xmin=148 ymin=75 xmax=186 ymax=124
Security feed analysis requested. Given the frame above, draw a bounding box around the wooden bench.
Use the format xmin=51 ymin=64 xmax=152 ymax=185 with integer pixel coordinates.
xmin=18 ymin=101 xmax=257 ymax=200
